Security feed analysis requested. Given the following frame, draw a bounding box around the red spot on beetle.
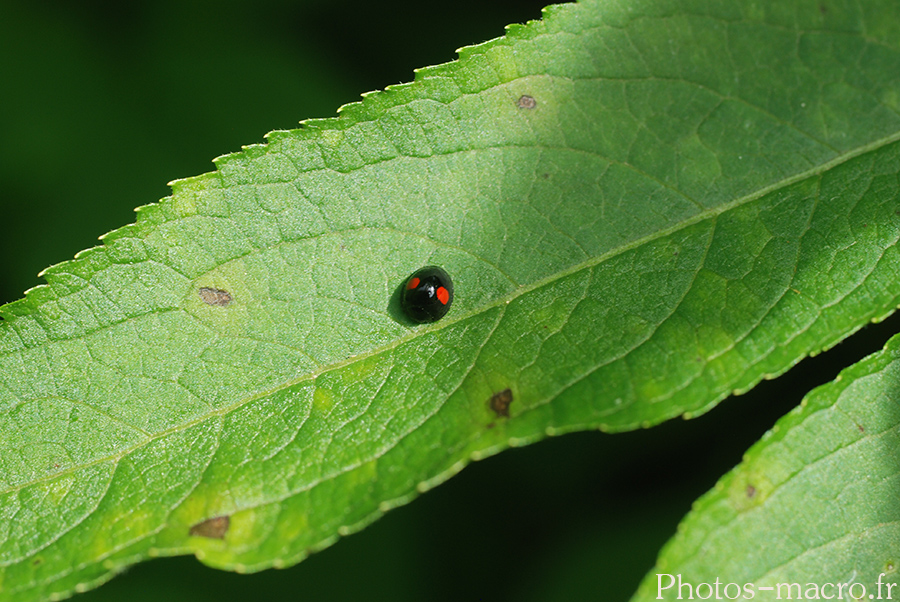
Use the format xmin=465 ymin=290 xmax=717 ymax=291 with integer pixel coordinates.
xmin=407 ymin=277 xmax=420 ymax=290
xmin=436 ymin=286 xmax=450 ymax=305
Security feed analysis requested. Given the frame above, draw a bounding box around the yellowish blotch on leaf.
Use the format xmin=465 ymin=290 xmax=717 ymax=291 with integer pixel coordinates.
xmin=313 ymin=387 xmax=335 ymax=412
xmin=727 ymin=468 xmax=773 ymax=512
xmin=188 ymin=258 xmax=256 ymax=330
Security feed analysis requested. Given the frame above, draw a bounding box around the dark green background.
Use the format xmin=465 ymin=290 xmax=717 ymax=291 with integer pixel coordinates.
xmin=1 ymin=1 xmax=897 ymax=600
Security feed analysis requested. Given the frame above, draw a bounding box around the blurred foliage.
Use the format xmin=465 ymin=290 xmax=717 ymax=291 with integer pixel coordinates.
xmin=1 ymin=1 xmax=898 ymax=600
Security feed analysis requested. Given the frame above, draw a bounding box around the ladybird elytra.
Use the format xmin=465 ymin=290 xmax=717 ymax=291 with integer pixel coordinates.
xmin=400 ymin=266 xmax=454 ymax=323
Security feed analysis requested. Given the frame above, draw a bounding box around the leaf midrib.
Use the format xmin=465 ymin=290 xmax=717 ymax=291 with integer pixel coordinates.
xmin=4 ymin=127 xmax=900 ymax=499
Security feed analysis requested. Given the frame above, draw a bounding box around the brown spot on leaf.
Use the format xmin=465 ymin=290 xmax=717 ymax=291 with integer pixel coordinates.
xmin=32 ymin=558 xmax=42 ymax=566
xmin=190 ymin=515 xmax=230 ymax=539
xmin=746 ymin=485 xmax=756 ymax=498
xmin=489 ymin=388 xmax=513 ymax=418
xmin=516 ymin=95 xmax=537 ymax=109
xmin=199 ymin=287 xmax=233 ymax=307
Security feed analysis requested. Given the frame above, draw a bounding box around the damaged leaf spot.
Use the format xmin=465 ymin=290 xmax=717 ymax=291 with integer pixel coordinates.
xmin=199 ymin=287 xmax=233 ymax=307
xmin=729 ymin=471 xmax=771 ymax=511
xmin=516 ymin=95 xmax=537 ymax=109
xmin=189 ymin=515 xmax=230 ymax=539
xmin=489 ymin=388 xmax=513 ymax=417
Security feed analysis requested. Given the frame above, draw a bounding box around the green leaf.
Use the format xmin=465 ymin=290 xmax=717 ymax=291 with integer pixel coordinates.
xmin=2 ymin=0 xmax=900 ymax=600
xmin=632 ymin=332 xmax=900 ymax=602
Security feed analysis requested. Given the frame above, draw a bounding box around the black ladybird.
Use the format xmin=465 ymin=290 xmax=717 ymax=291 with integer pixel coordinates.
xmin=401 ymin=266 xmax=453 ymax=323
